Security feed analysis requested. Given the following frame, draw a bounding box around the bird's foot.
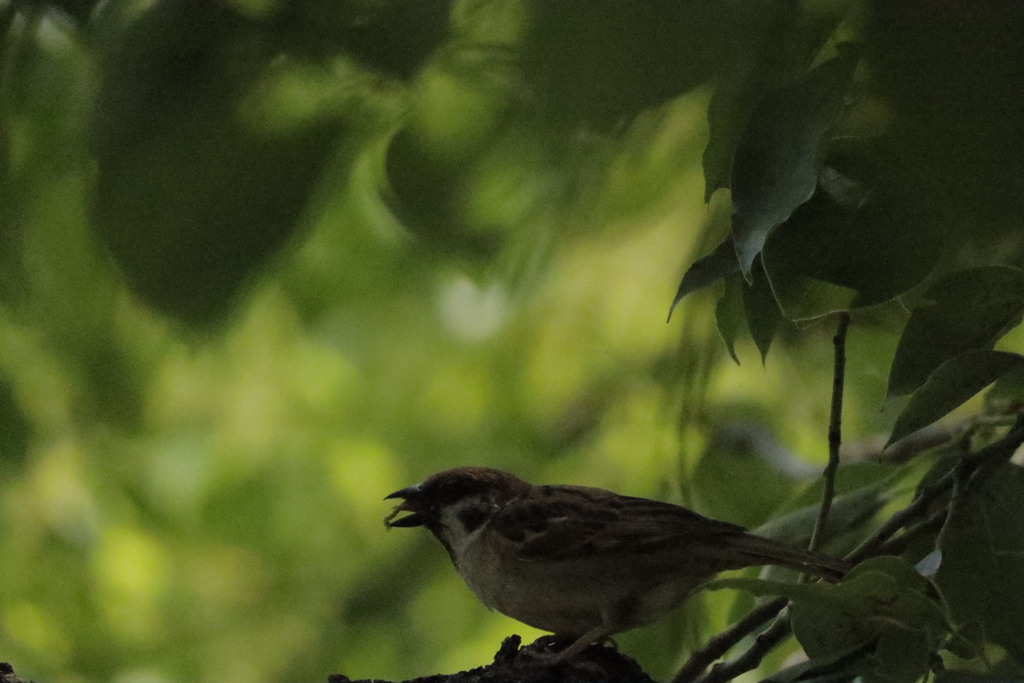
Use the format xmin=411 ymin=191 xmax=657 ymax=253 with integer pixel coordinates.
xmin=522 ymin=632 xmax=617 ymax=664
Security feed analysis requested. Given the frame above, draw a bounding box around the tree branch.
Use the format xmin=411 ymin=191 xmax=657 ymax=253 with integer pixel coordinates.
xmin=810 ymin=311 xmax=850 ymax=553
xmin=669 ymin=598 xmax=787 ymax=683
xmin=695 ymin=611 xmax=792 ymax=683
xmin=671 ymin=414 xmax=1024 ymax=683
xmin=846 ymin=415 xmax=1024 ymax=564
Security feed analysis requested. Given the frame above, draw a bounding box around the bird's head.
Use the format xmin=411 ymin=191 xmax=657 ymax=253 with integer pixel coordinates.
xmin=384 ymin=467 xmax=530 ymax=555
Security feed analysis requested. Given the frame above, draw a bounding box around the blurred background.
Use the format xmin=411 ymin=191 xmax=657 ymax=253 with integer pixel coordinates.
xmin=2 ymin=0 xmax=1022 ymax=681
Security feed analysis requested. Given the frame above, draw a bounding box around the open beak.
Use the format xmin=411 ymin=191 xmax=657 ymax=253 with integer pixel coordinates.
xmin=383 ymin=485 xmax=426 ymax=528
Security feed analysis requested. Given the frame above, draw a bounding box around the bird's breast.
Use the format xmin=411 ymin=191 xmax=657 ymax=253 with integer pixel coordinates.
xmin=451 ymin=530 xmax=705 ymax=637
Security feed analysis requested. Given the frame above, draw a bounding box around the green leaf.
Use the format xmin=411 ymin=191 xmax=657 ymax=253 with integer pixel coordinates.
xmin=714 ymin=559 xmax=931 ymax=613
xmin=0 ymin=378 xmax=30 ymax=470
xmin=985 ymin=366 xmax=1024 ymax=407
xmin=741 ymin=261 xmax=784 ymax=363
xmin=523 ymin=0 xmax=773 ymax=128
xmin=670 ymin=191 xmax=738 ymax=315
xmin=887 ymin=351 xmax=1024 ymax=446
xmin=762 ymin=169 xmax=943 ymax=318
xmin=714 ymin=277 xmax=746 ymax=365
xmin=703 ymin=56 xmax=773 ymax=202
xmin=844 ymin=556 xmax=934 ymax=593
xmin=384 ymin=53 xmax=523 ymax=262
xmin=752 ymin=482 xmax=889 ymax=548
xmin=787 ymin=559 xmax=950 ymax=683
xmin=777 ymin=462 xmax=900 ymax=512
xmin=887 ymin=266 xmax=1024 ymax=398
xmin=789 ymin=597 xmax=875 ymax=660
xmin=91 ymin=0 xmax=344 ymax=324
xmin=872 ymin=624 xmax=932 ymax=683
xmin=670 ymin=237 xmax=740 ymax=317
xmin=731 ymin=45 xmax=860 ymax=274
xmin=711 ymin=555 xmax=951 ymax=672
xmin=701 ymin=0 xmax=852 ymax=202
xmin=763 ymin=644 xmax=874 ymax=683
xmin=937 ymin=668 xmax=1024 ymax=683
xmin=703 ymin=574 xmax=848 ymax=607
xmin=937 ymin=461 xmax=1024 ymax=664
xmin=692 ymin=426 xmax=798 ymax=526
xmin=303 ymin=0 xmax=453 ymax=79
xmin=773 ymin=626 xmax=938 ymax=683
xmin=769 ymin=272 xmax=858 ymax=323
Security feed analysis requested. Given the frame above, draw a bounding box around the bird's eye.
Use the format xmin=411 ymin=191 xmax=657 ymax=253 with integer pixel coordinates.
xmin=456 ymin=505 xmax=488 ymax=533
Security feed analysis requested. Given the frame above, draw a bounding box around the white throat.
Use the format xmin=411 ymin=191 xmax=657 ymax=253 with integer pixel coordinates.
xmin=436 ymin=495 xmax=494 ymax=563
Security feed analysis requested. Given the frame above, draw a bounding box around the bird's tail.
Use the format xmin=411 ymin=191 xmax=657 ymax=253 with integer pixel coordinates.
xmin=724 ymin=532 xmax=851 ymax=581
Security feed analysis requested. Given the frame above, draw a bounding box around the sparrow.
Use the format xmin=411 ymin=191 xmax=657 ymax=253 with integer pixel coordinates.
xmin=384 ymin=466 xmax=850 ymax=659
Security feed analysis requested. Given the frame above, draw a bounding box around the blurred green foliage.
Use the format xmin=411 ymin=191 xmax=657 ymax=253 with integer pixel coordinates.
xmin=2 ymin=1 xmax=1024 ymax=682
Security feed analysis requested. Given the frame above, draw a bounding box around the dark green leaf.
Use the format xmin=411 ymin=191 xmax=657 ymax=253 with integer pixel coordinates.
xmin=741 ymin=261 xmax=784 ymax=363
xmin=785 ymin=557 xmax=949 ymax=682
xmin=692 ymin=424 xmax=798 ymax=526
xmin=670 ymin=191 xmax=737 ymax=316
xmin=864 ymin=2 xmax=1024 ymax=250
xmin=385 ymin=129 xmax=503 ymax=260
xmin=731 ymin=46 xmax=859 ymax=274
xmin=887 ymin=266 xmax=1024 ymax=398
xmin=704 ymin=574 xmax=849 ymax=607
xmin=385 ymin=47 xmax=538 ymax=260
xmin=91 ymin=0 xmax=344 ymax=324
xmin=872 ymin=624 xmax=932 ymax=683
xmin=701 ymin=0 xmax=853 ymax=202
xmin=888 ymin=351 xmax=1024 ymax=446
xmin=48 ymin=0 xmax=100 ymax=25
xmin=789 ymin=597 xmax=874 ymax=660
xmin=937 ymin=670 xmax=1024 ymax=683
xmin=762 ymin=171 xmax=944 ymax=319
xmin=846 ymin=555 xmax=935 ymax=593
xmin=937 ymin=462 xmax=1024 ymax=664
xmin=703 ymin=57 xmax=772 ymax=202
xmin=752 ymin=482 xmax=889 ymax=548
xmin=670 ymin=237 xmax=740 ymax=318
xmin=711 ymin=557 xmax=928 ymax=606
xmin=985 ymin=366 xmax=1024 ymax=412
xmin=776 ymin=462 xmax=900 ymax=513
xmin=768 ymin=271 xmax=857 ymax=322
xmin=523 ymin=0 xmax=772 ymax=128
xmin=714 ymin=277 xmax=746 ymax=365
xmin=712 ymin=558 xmax=949 ymax=658
xmin=763 ymin=644 xmax=874 ymax=683
xmin=0 ymin=376 xmax=30 ymax=471
xmin=295 ymin=0 xmax=453 ymax=78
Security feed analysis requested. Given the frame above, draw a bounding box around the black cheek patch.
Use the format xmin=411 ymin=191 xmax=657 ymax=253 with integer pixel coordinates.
xmin=457 ymin=506 xmax=489 ymax=534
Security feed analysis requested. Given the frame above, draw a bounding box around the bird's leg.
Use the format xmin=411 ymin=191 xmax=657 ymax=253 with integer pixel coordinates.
xmin=523 ymin=627 xmax=614 ymax=663
xmin=549 ymin=626 xmax=612 ymax=662
xmin=527 ymin=603 xmax=625 ymax=663
xmin=524 ymin=634 xmax=566 ymax=654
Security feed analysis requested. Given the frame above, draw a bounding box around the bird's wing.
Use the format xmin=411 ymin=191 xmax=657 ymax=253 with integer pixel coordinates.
xmin=489 ymin=485 xmax=745 ymax=561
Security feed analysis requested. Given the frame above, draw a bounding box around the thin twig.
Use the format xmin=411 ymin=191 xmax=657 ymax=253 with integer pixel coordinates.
xmin=846 ymin=416 xmax=1024 ymax=564
xmin=693 ymin=313 xmax=849 ymax=683
xmin=933 ymin=454 xmax=970 ymax=552
xmin=669 ymin=598 xmax=787 ymax=683
xmin=876 ymin=509 xmax=947 ymax=557
xmin=810 ymin=312 xmax=850 ymax=553
xmin=696 ymin=611 xmax=792 ymax=683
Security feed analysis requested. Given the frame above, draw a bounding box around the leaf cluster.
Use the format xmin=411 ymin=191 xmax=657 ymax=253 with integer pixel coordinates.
xmin=3 ymin=2 xmax=1024 ymax=683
